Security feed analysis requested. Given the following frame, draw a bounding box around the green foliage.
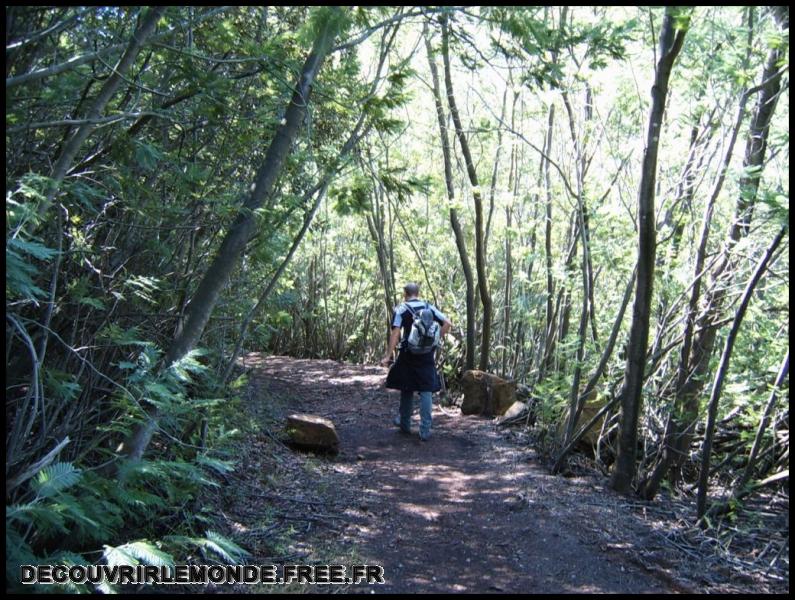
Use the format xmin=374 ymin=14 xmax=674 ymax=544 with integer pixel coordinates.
xmin=31 ymin=462 xmax=82 ymax=499
xmin=298 ymin=6 xmax=352 ymax=48
xmin=380 ymin=167 xmax=432 ymax=204
xmin=667 ymin=7 xmax=693 ymax=33
xmin=166 ymin=530 xmax=250 ymax=563
xmin=4 ymin=5 xmax=790 ymax=583
xmin=6 ymin=230 xmax=58 ymax=303
xmin=331 ymin=174 xmax=373 ymax=215
xmin=487 ymin=7 xmax=636 ymax=87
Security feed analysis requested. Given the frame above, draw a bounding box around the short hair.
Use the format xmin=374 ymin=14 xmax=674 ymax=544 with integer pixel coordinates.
xmin=403 ymin=282 xmax=420 ymax=297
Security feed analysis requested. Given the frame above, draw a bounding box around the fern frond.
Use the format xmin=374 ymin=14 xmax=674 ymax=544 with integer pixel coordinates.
xmin=103 ymin=544 xmax=140 ymax=568
xmin=7 ymin=502 xmax=68 ymax=536
xmin=203 ymin=531 xmax=249 ymax=562
xmin=121 ymin=541 xmax=174 ymax=567
xmin=52 ymin=492 xmax=101 ymax=530
xmin=197 ymin=455 xmax=235 ymax=476
xmin=32 ymin=462 xmax=81 ymax=498
xmin=115 ymin=487 xmax=167 ymax=509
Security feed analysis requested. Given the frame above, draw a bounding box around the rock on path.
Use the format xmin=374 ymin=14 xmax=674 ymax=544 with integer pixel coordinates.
xmin=237 ymin=354 xmax=674 ymax=594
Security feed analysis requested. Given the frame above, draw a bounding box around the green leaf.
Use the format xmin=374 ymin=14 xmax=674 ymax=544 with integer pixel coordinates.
xmin=121 ymin=541 xmax=174 ymax=567
xmin=32 ymin=462 xmax=82 ymax=498
xmin=7 ymin=238 xmax=59 ymax=261
xmin=103 ymin=544 xmax=140 ymax=568
xmin=197 ymin=455 xmax=235 ymax=476
xmin=79 ymin=297 xmax=105 ymax=310
xmin=201 ymin=531 xmax=249 ymax=562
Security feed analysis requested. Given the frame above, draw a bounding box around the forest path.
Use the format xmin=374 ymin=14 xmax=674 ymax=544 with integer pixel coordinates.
xmin=229 ymin=354 xmax=681 ymax=594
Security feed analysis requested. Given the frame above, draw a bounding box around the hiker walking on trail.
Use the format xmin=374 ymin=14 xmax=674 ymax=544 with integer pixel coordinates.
xmin=380 ymin=283 xmax=452 ymax=441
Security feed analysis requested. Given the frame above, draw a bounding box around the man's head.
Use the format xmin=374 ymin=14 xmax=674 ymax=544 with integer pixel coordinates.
xmin=403 ymin=282 xmax=420 ymax=300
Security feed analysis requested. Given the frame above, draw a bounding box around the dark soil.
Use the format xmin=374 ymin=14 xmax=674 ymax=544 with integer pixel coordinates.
xmin=214 ymin=354 xmax=787 ymax=594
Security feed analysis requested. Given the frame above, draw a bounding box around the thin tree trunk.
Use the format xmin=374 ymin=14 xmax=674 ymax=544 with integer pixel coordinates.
xmin=35 ymin=7 xmax=165 ymax=371
xmin=425 ymin=26 xmax=476 ymax=371
xmin=541 ymin=103 xmax=556 ymax=377
xmin=441 ymin=15 xmax=492 ymax=372
xmin=667 ymin=124 xmax=699 ymax=261
xmin=484 ymin=85 xmax=509 ymax=256
xmin=367 ymin=197 xmax=394 ymax=330
xmin=610 ymin=8 xmax=688 ymax=494
xmin=696 ymin=224 xmax=787 ymax=519
xmin=649 ymin=10 xmax=788 ymax=494
xmin=553 ymin=268 xmax=636 ymax=472
xmin=40 ymin=7 xmax=165 ymax=214
xmin=393 ymin=203 xmax=439 ymax=307
xmin=561 ymin=90 xmax=592 ymax=445
xmin=120 ymin=11 xmax=343 ymax=461
xmin=222 ymin=182 xmax=330 ymax=384
xmin=501 ymin=88 xmax=520 ymax=377
xmin=640 ymin=68 xmax=758 ymax=499
xmin=728 ymin=349 xmax=788 ymax=500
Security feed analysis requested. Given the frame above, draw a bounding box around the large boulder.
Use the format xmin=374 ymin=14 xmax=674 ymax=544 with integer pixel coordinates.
xmin=460 ymin=370 xmax=517 ymax=417
xmin=285 ymin=414 xmax=339 ymax=455
xmin=495 ymin=400 xmax=529 ymax=425
xmin=576 ymin=398 xmax=607 ymax=447
xmin=558 ymin=389 xmax=606 ymax=449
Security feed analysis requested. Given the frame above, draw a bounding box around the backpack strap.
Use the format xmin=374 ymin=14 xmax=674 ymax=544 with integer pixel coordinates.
xmin=403 ymin=301 xmax=421 ymax=319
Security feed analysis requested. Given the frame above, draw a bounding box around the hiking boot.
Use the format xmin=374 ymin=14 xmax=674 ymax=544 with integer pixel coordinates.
xmin=394 ymin=415 xmax=411 ymax=435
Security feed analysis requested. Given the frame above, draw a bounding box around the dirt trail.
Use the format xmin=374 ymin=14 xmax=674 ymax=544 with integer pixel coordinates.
xmin=226 ymin=355 xmax=683 ymax=594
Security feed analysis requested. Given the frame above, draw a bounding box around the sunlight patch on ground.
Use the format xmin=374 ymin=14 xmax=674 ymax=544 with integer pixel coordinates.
xmin=325 ymin=374 xmax=385 ymax=386
xmin=397 ymin=502 xmax=441 ymax=521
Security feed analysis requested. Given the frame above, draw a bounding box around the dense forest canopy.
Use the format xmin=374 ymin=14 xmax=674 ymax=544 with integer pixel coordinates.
xmin=5 ymin=6 xmax=789 ymax=592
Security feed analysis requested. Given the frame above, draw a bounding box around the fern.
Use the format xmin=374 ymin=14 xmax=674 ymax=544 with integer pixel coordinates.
xmin=197 ymin=455 xmax=235 ymax=476
xmin=203 ymin=531 xmax=250 ymax=563
xmin=32 ymin=462 xmax=82 ymax=498
xmin=46 ymin=551 xmax=93 ymax=594
xmin=103 ymin=544 xmax=140 ymax=568
xmin=7 ymin=502 xmax=68 ymax=536
xmin=50 ymin=492 xmax=102 ymax=534
xmin=166 ymin=531 xmax=249 ymax=563
xmin=123 ymin=541 xmax=174 ymax=567
xmin=6 ymin=526 xmax=37 ymax=586
xmin=6 ymin=230 xmax=59 ymax=302
xmin=115 ymin=487 xmax=167 ymax=510
xmin=169 ymin=348 xmax=209 ymax=383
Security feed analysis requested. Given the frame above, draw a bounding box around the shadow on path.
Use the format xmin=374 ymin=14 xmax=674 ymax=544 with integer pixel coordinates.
xmin=240 ymin=354 xmax=673 ymax=594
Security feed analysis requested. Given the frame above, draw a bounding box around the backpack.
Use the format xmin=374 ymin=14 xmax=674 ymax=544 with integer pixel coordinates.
xmin=403 ymin=301 xmax=441 ymax=354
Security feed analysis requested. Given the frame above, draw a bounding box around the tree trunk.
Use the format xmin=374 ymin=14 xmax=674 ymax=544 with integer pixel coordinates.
xmin=501 ymin=88 xmax=520 ymax=377
xmin=367 ymin=192 xmax=395 ymax=331
xmin=734 ymin=350 xmax=789 ymax=496
xmin=120 ymin=10 xmax=343 ymax=461
xmin=484 ymin=85 xmax=509 ymax=256
xmin=640 ymin=70 xmax=757 ymax=500
xmin=610 ymin=8 xmax=688 ymax=494
xmin=222 ymin=182 xmax=330 ymax=384
xmin=41 ymin=8 xmax=165 ymax=214
xmin=441 ymin=15 xmax=493 ymax=372
xmin=696 ymin=224 xmax=787 ymax=519
xmin=560 ymin=91 xmax=592 ymax=445
xmin=648 ymin=9 xmax=788 ymax=494
xmin=425 ymin=26 xmax=476 ymax=371
xmin=553 ymin=268 xmax=636 ymax=473
xmin=541 ymin=103 xmax=556 ymax=378
xmin=35 ymin=8 xmax=165 ymax=368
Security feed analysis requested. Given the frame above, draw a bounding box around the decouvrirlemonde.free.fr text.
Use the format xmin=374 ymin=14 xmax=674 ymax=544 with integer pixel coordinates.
xmin=22 ymin=564 xmax=385 ymax=585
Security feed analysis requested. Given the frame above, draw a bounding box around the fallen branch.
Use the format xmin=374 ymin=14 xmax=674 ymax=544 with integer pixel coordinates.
xmin=7 ymin=436 xmax=71 ymax=493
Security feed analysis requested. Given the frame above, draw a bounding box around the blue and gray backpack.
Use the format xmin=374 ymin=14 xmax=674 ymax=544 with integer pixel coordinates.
xmin=404 ymin=302 xmax=441 ymax=354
